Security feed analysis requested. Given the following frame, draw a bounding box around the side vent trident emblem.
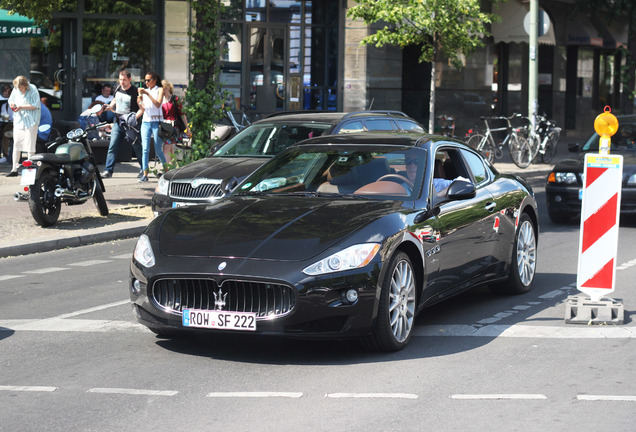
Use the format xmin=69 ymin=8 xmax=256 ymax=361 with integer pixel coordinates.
xmin=213 ymin=288 xmax=227 ymax=311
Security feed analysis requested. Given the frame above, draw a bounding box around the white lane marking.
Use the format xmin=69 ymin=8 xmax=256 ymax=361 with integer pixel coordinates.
xmin=327 ymin=393 xmax=418 ymax=399
xmin=112 ymin=253 xmax=132 ymax=259
xmin=616 ymin=258 xmax=636 ymax=271
xmin=451 ymin=394 xmax=547 ymax=400
xmin=55 ymin=300 xmax=130 ymax=319
xmin=512 ymin=305 xmax=531 ymax=310
xmin=23 ymin=267 xmax=68 ymax=274
xmin=414 ymin=324 xmax=636 ymax=338
xmin=0 ymin=318 xmax=148 ymax=333
xmin=88 ymin=388 xmax=177 ymax=396
xmin=577 ymin=395 xmax=636 ymax=402
xmin=0 ymin=386 xmax=57 ymax=392
xmin=69 ymin=260 xmax=112 ymax=267
xmin=206 ymin=392 xmax=303 ymax=398
xmin=0 ymin=275 xmax=24 ymax=281
xmin=539 ymin=289 xmax=565 ymax=299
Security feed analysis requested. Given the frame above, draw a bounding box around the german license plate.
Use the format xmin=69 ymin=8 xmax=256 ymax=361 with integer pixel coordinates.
xmin=578 ymin=189 xmax=583 ymax=200
xmin=172 ymin=202 xmax=193 ymax=208
xmin=20 ymin=168 xmax=36 ymax=186
xmin=182 ymin=309 xmax=256 ymax=331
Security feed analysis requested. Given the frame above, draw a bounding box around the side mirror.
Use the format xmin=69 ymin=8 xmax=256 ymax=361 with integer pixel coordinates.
xmin=568 ymin=142 xmax=580 ymax=153
xmin=446 ymin=180 xmax=476 ymax=201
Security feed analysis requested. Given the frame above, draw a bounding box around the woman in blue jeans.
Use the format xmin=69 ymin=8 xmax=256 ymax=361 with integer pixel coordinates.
xmin=137 ymin=71 xmax=166 ymax=182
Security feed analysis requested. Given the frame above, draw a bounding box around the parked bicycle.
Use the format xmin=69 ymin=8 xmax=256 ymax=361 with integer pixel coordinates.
xmin=465 ymin=113 xmax=532 ymax=168
xmin=527 ymin=113 xmax=561 ymax=164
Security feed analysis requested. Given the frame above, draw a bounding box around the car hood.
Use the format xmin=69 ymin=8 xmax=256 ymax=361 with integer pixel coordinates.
xmin=553 ymin=151 xmax=636 ymax=173
xmin=157 ymin=197 xmax=403 ymax=261
xmin=166 ymin=156 xmax=270 ymax=181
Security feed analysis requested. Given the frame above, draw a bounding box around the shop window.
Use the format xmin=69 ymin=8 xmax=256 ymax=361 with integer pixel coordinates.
xmin=84 ymin=0 xmax=155 ymax=15
xmin=81 ymin=19 xmax=156 ymax=110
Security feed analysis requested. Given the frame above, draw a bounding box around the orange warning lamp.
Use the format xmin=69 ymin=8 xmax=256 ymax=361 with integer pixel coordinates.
xmin=594 ymin=106 xmax=619 ymax=155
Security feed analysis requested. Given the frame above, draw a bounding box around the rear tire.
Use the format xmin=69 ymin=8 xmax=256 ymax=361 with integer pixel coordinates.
xmin=93 ymin=179 xmax=109 ymax=216
xmin=28 ymin=171 xmax=61 ymax=227
xmin=467 ymin=133 xmax=495 ymax=164
xmin=364 ymin=252 xmax=416 ymax=351
xmin=491 ymin=213 xmax=537 ymax=294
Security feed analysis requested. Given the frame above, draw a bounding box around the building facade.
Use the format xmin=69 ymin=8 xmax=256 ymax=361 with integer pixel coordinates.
xmin=9 ymin=0 xmax=630 ymax=140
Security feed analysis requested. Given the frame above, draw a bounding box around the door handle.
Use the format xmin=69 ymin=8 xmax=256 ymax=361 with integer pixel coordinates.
xmin=484 ymin=202 xmax=496 ymax=212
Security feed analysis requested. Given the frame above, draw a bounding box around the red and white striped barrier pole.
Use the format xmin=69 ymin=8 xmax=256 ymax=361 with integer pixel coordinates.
xmin=576 ymin=107 xmax=623 ymax=302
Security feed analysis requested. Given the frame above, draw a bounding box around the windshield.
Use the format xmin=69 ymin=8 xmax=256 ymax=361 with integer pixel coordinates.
xmin=234 ymin=146 xmax=426 ymax=200
xmin=213 ymin=123 xmax=332 ymax=157
xmin=582 ymin=121 xmax=636 ymax=152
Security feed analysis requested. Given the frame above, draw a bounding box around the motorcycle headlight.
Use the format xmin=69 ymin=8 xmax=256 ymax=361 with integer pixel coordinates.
xmin=133 ymin=234 xmax=155 ymax=268
xmin=303 ymin=243 xmax=381 ymax=276
xmin=548 ymin=172 xmax=577 ymax=184
xmin=156 ymin=176 xmax=169 ymax=195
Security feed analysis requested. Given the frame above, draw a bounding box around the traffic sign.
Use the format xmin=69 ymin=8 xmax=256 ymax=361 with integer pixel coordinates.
xmin=576 ymin=154 xmax=623 ymax=301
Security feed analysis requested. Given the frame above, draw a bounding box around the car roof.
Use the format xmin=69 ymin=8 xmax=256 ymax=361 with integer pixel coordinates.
xmin=252 ymin=110 xmax=421 ymax=126
xmin=291 ymin=132 xmax=441 ymax=147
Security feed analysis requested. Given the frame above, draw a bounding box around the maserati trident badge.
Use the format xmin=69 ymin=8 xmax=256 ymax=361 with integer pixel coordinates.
xmin=213 ymin=288 xmax=227 ymax=311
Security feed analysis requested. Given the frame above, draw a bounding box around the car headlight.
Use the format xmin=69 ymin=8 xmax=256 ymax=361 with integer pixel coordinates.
xmin=156 ymin=176 xmax=169 ymax=195
xmin=303 ymin=243 xmax=381 ymax=276
xmin=548 ymin=172 xmax=577 ymax=184
xmin=628 ymin=174 xmax=636 ymax=186
xmin=133 ymin=234 xmax=155 ymax=268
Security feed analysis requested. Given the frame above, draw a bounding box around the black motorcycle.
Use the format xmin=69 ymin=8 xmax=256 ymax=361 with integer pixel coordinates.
xmin=14 ymin=105 xmax=108 ymax=227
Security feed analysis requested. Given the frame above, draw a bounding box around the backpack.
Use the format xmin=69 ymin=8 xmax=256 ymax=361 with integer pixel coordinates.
xmin=172 ymin=95 xmax=186 ymax=132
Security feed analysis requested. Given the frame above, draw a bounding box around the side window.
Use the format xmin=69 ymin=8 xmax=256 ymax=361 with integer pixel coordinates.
xmin=337 ymin=120 xmax=364 ymax=133
xmin=364 ymin=119 xmax=395 ymax=131
xmin=397 ymin=119 xmax=424 ymax=132
xmin=461 ymin=149 xmax=488 ymax=184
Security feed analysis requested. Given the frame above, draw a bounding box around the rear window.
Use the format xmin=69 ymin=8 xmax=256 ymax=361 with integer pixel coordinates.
xmin=365 ymin=119 xmax=395 ymax=131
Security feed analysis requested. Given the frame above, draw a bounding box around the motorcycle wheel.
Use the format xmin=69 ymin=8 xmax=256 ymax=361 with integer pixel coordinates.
xmin=28 ymin=171 xmax=61 ymax=227
xmin=93 ymin=180 xmax=109 ymax=216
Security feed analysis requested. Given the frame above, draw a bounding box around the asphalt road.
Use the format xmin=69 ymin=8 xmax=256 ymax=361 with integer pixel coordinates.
xmin=1 ymin=182 xmax=635 ymax=431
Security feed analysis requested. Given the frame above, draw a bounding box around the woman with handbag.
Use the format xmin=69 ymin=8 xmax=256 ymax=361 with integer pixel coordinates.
xmin=137 ymin=71 xmax=166 ymax=182
xmin=161 ymin=80 xmax=190 ymax=164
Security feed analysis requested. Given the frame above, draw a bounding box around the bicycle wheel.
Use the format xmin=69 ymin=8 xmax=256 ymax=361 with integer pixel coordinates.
xmin=541 ymin=130 xmax=560 ymax=164
xmin=467 ymin=133 xmax=496 ymax=164
xmin=509 ymin=135 xmax=532 ymax=168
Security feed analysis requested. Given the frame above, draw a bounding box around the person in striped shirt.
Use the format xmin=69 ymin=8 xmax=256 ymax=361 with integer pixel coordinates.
xmin=6 ymin=76 xmax=41 ymax=177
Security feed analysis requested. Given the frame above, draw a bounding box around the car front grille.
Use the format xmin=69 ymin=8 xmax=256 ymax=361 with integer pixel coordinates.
xmin=151 ymin=278 xmax=296 ymax=319
xmin=169 ymin=180 xmax=224 ymax=200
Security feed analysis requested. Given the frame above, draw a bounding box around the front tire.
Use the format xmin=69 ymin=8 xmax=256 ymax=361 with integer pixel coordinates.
xmin=365 ymin=252 xmax=416 ymax=351
xmin=492 ymin=213 xmax=537 ymax=294
xmin=28 ymin=171 xmax=61 ymax=227
xmin=93 ymin=180 xmax=109 ymax=216
xmin=541 ymin=130 xmax=559 ymax=164
xmin=509 ymin=135 xmax=532 ymax=169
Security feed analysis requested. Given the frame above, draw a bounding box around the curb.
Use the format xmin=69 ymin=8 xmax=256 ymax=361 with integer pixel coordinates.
xmin=0 ymin=221 xmax=148 ymax=259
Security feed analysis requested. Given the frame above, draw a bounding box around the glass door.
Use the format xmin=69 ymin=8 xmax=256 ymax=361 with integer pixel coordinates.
xmin=247 ymin=25 xmax=287 ymax=115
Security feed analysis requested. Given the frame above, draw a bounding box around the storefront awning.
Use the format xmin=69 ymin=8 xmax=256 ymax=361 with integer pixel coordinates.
xmin=566 ymin=17 xmax=603 ymax=47
xmin=0 ymin=9 xmax=47 ymax=38
xmin=592 ymin=17 xmax=628 ymax=49
xmin=491 ymin=0 xmax=556 ymax=45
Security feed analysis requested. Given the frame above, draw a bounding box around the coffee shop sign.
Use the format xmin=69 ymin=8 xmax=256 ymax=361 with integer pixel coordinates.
xmin=0 ymin=25 xmax=44 ymax=36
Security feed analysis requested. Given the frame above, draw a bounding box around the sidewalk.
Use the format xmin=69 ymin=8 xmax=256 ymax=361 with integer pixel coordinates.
xmin=0 ymin=143 xmax=571 ymax=259
xmin=0 ymin=160 xmax=157 ymax=258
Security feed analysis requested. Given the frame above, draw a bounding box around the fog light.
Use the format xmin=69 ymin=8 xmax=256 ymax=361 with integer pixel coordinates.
xmin=131 ymin=279 xmax=141 ymax=295
xmin=345 ymin=289 xmax=358 ymax=303
xmin=554 ymin=195 xmax=562 ymax=203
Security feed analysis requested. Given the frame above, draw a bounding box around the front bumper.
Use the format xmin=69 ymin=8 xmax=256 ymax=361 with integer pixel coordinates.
xmin=546 ymin=183 xmax=636 ymax=217
xmin=129 ymin=256 xmax=382 ymax=339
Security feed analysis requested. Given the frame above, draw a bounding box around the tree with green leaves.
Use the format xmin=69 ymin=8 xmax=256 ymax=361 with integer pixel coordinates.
xmin=576 ymin=0 xmax=636 ymax=115
xmin=0 ymin=0 xmax=225 ymax=166
xmin=347 ymin=0 xmax=496 ymax=133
